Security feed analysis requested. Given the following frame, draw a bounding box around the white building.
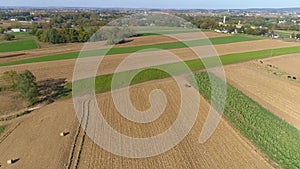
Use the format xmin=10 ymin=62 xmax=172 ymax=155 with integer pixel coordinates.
xmin=11 ymin=28 xmax=27 ymax=33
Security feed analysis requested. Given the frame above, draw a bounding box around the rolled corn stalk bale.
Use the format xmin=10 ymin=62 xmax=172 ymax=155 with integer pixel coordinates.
xmin=7 ymin=159 xmax=13 ymax=164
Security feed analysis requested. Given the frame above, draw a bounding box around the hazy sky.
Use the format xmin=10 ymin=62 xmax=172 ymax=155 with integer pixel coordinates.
xmin=1 ymin=0 xmax=300 ymax=9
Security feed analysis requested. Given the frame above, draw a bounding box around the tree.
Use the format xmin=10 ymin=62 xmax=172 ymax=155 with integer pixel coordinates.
xmin=40 ymin=28 xmax=66 ymax=44
xmin=0 ymin=27 xmax=4 ymax=34
xmin=78 ymin=26 xmax=89 ymax=42
xmin=105 ymin=27 xmax=136 ymax=45
xmin=291 ymin=32 xmax=296 ymax=39
xmin=4 ymin=34 xmax=15 ymax=41
xmin=16 ymin=70 xmax=39 ymax=105
xmin=1 ymin=70 xmax=18 ymax=90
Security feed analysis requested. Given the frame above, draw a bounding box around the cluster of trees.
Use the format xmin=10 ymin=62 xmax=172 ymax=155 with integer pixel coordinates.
xmin=271 ymin=23 xmax=300 ymax=31
xmin=50 ymin=12 xmax=112 ymax=28
xmin=290 ymin=32 xmax=300 ymax=39
xmin=1 ymin=70 xmax=39 ymax=105
xmin=30 ymin=26 xmax=96 ymax=44
xmin=0 ymin=11 xmax=31 ymax=20
xmin=0 ymin=27 xmax=16 ymax=41
xmin=30 ymin=25 xmax=135 ymax=44
xmin=3 ymin=34 xmax=15 ymax=41
xmin=91 ymin=27 xmax=136 ymax=44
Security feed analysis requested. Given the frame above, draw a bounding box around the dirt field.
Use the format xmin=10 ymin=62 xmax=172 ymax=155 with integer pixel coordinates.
xmin=0 ymin=91 xmax=27 ymax=116
xmin=0 ymin=98 xmax=77 ymax=169
xmin=261 ymin=53 xmax=300 ymax=77
xmin=117 ymin=32 xmax=228 ymax=47
xmin=225 ymin=57 xmax=300 ymax=130
xmin=0 ymin=78 xmax=272 ymax=169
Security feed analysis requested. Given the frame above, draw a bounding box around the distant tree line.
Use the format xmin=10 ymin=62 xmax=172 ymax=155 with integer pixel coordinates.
xmin=177 ymin=14 xmax=300 ymax=35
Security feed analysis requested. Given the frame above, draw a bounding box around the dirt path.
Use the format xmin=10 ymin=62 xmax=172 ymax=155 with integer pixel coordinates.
xmin=0 ymin=78 xmax=273 ymax=169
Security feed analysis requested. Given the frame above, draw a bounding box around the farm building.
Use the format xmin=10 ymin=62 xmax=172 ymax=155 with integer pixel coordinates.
xmin=11 ymin=28 xmax=27 ymax=33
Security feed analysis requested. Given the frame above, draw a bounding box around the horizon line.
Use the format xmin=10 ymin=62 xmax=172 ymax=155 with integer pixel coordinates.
xmin=0 ymin=5 xmax=300 ymax=10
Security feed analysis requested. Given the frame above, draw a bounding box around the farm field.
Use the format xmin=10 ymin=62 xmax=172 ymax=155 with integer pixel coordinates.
xmin=0 ymin=34 xmax=262 ymax=67
xmin=261 ymin=53 xmax=300 ymax=77
xmin=225 ymin=57 xmax=300 ymax=130
xmin=0 ymin=78 xmax=272 ymax=169
xmin=0 ymin=31 xmax=224 ymax=64
xmin=0 ymin=39 xmax=39 ymax=52
xmin=193 ymin=72 xmax=300 ymax=169
xmin=0 ymin=91 xmax=27 ymax=116
xmin=0 ymin=37 xmax=298 ymax=82
xmin=1 ymin=28 xmax=300 ymax=169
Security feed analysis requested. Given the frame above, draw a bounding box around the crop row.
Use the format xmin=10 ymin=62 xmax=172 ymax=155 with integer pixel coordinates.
xmin=191 ymin=72 xmax=300 ymax=169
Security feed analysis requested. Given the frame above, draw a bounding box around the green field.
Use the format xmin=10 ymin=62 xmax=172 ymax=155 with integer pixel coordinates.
xmin=275 ymin=32 xmax=290 ymax=38
xmin=11 ymin=32 xmax=32 ymax=38
xmin=0 ymin=35 xmax=261 ymax=66
xmin=0 ymin=39 xmax=39 ymax=52
xmin=191 ymin=72 xmax=300 ymax=169
xmin=0 ymin=126 xmax=5 ymax=134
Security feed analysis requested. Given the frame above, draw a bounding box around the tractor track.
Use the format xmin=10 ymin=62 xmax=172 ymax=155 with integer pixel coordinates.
xmin=66 ymin=100 xmax=91 ymax=169
xmin=0 ymin=121 xmax=22 ymax=144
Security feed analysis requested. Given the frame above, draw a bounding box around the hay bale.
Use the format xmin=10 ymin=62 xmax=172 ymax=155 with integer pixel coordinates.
xmin=7 ymin=159 xmax=19 ymax=164
xmin=293 ymin=77 xmax=297 ymax=80
xmin=288 ymin=76 xmax=292 ymax=79
xmin=60 ymin=132 xmax=69 ymax=137
xmin=185 ymin=84 xmax=192 ymax=88
xmin=259 ymin=60 xmax=264 ymax=63
xmin=60 ymin=132 xmax=66 ymax=137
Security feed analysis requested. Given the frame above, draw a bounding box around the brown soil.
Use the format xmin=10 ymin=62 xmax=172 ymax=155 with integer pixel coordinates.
xmin=0 ymin=91 xmax=27 ymax=116
xmin=0 ymin=78 xmax=273 ymax=169
xmin=261 ymin=53 xmax=300 ymax=77
xmin=225 ymin=58 xmax=300 ymax=130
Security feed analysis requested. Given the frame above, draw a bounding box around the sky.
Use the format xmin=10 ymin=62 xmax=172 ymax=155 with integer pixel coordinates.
xmin=0 ymin=0 xmax=300 ymax=9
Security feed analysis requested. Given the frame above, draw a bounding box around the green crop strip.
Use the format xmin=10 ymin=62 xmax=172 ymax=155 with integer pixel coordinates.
xmin=191 ymin=72 xmax=300 ymax=169
xmin=0 ymin=39 xmax=39 ymax=52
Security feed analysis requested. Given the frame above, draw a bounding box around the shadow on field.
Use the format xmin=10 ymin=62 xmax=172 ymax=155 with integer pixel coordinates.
xmin=117 ymin=39 xmax=133 ymax=44
xmin=37 ymin=78 xmax=71 ymax=103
